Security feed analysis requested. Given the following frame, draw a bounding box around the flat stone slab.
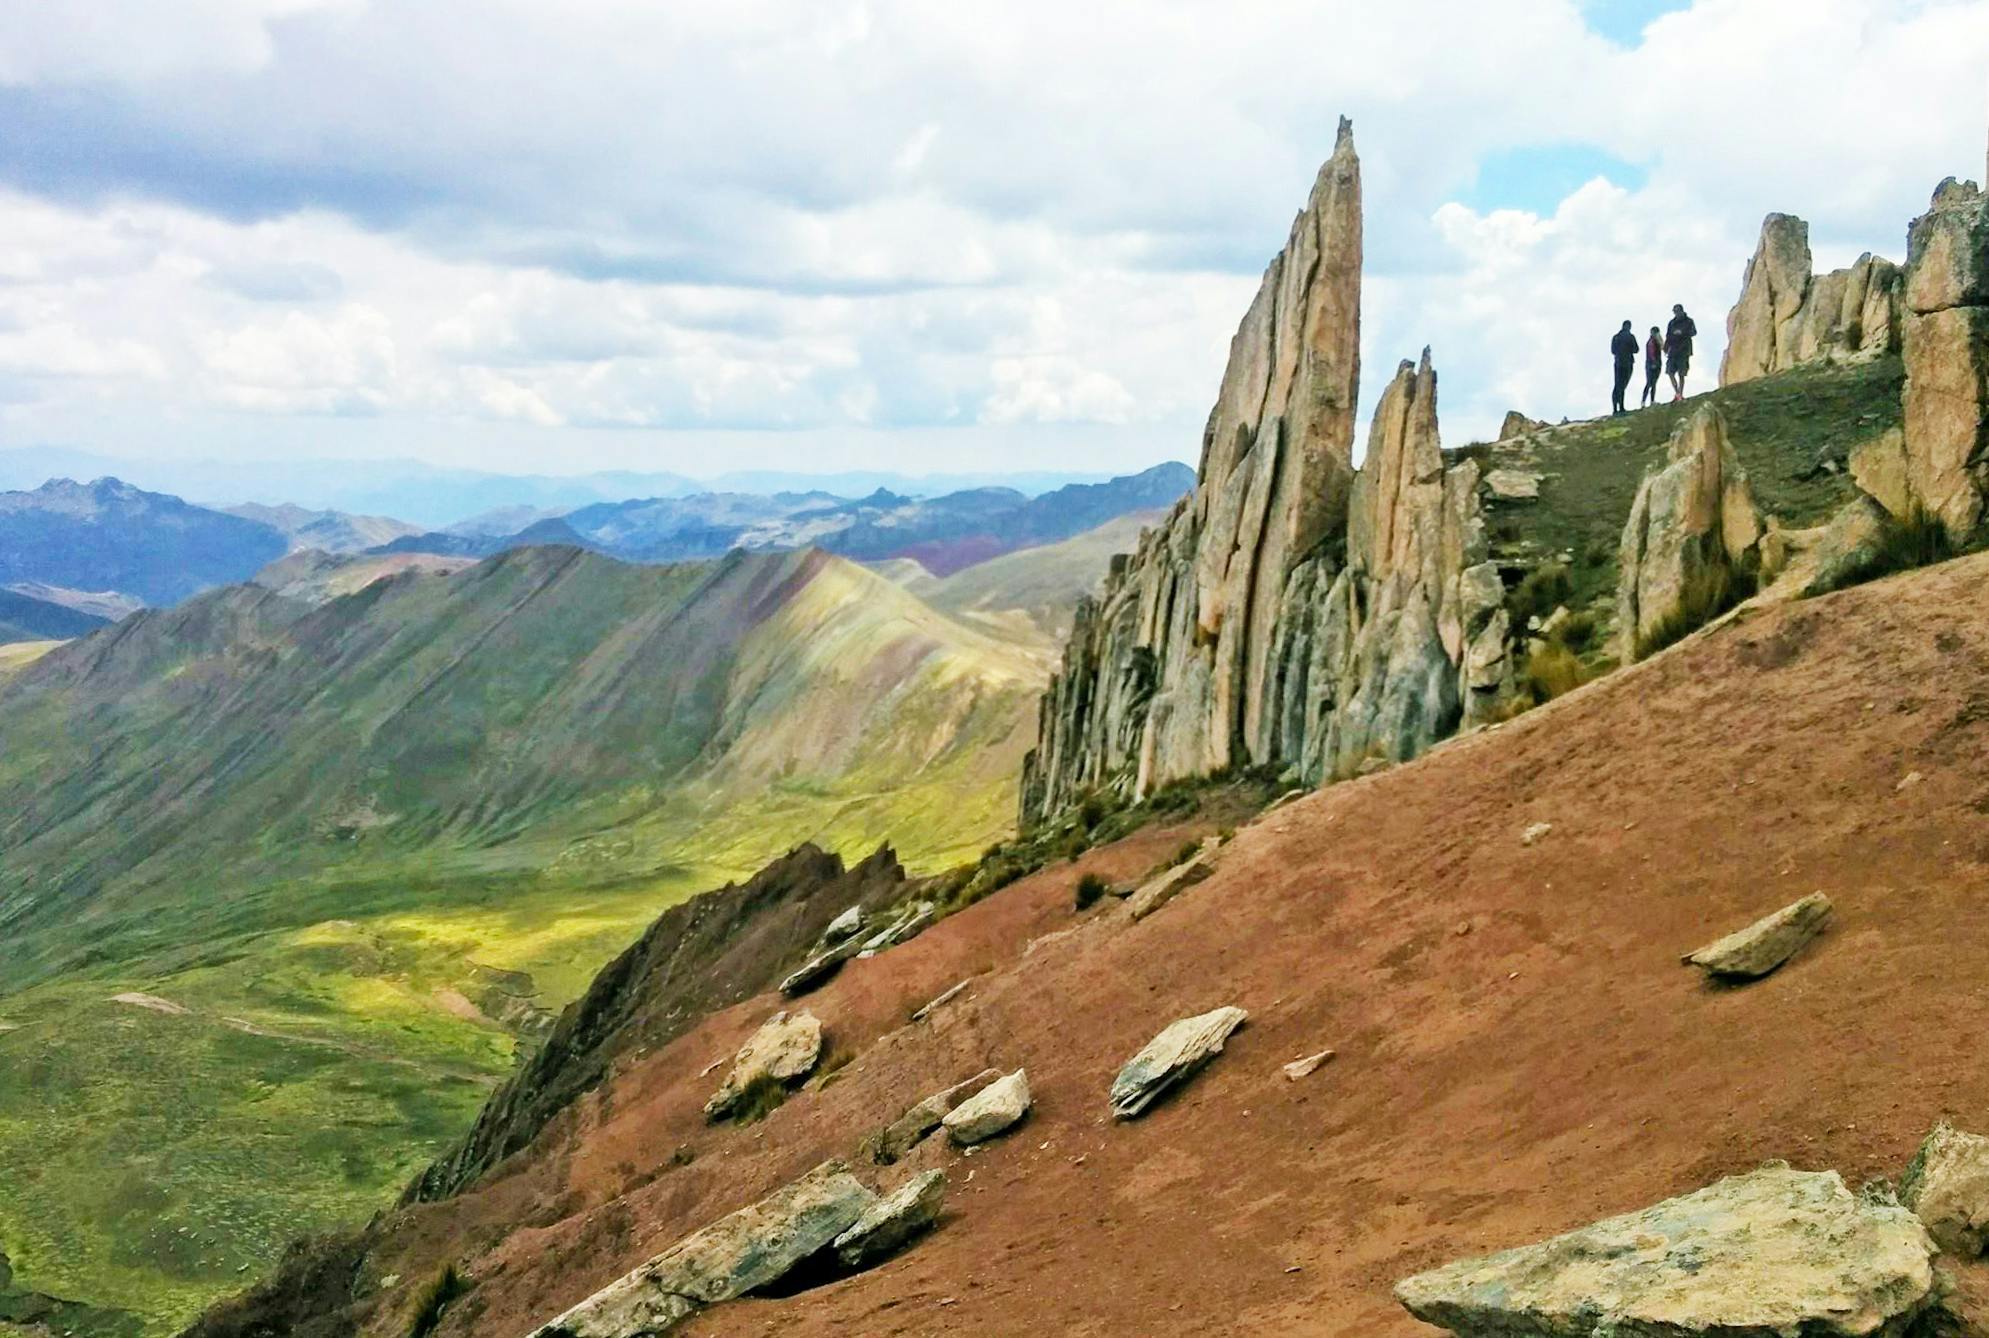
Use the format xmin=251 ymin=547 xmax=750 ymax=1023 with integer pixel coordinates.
xmin=871 ymin=1068 xmax=1002 ymax=1165
xmin=1901 ymin=1122 xmax=1989 ymax=1256
xmin=942 ymin=1068 xmax=1030 ymax=1146
xmin=834 ymin=1170 xmax=947 ymax=1270
xmin=531 ymin=1160 xmax=877 ymax=1336
xmin=1683 ymin=892 xmax=1832 ymax=981
xmin=779 ymin=938 xmax=862 ymax=997
xmin=1109 ymin=1006 xmax=1247 ymax=1119
xmin=1126 ymin=843 xmax=1218 ymax=921
xmin=1396 ymin=1166 xmax=1937 ymax=1338
xmin=703 ymin=1010 xmax=822 ymax=1120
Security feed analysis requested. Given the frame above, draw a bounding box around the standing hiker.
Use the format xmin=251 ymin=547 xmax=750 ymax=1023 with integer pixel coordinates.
xmin=1640 ymin=324 xmax=1662 ymax=408
xmin=1665 ymin=304 xmax=1698 ymax=400
xmin=1610 ymin=319 xmax=1638 ymax=416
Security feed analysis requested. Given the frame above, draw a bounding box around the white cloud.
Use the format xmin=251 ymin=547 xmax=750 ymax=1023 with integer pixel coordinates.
xmin=0 ymin=0 xmax=1983 ymax=475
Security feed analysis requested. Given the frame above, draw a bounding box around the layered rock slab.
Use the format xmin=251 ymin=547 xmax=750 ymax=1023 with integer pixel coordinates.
xmin=833 ymin=1171 xmax=947 ymax=1270
xmin=1683 ymin=892 xmax=1832 ymax=982
xmin=1110 ymin=1005 xmax=1248 ymax=1119
xmin=1396 ymin=1166 xmax=1938 ymax=1338
xmin=530 ymin=1161 xmax=876 ymax=1337
xmin=869 ymin=1068 xmax=1001 ymax=1164
xmin=942 ymin=1069 xmax=1031 ymax=1146
xmin=1899 ymin=178 xmax=1989 ymax=539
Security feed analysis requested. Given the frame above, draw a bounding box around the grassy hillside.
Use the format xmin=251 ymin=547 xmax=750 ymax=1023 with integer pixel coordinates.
xmin=927 ymin=508 xmax=1167 ymax=646
xmin=0 ymin=545 xmax=1044 ymax=1335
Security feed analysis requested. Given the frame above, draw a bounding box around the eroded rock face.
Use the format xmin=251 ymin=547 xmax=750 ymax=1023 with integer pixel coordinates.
xmin=702 ymin=1010 xmax=822 ymax=1121
xmin=1901 ymin=1123 xmax=1989 ymax=1256
xmin=1109 ymin=1006 xmax=1247 ymax=1120
xmin=833 ymin=1170 xmax=947 ymax=1270
xmin=1020 ymin=122 xmax=1520 ymax=828
xmin=1722 ymin=212 xmax=1903 ymax=386
xmin=1682 ymin=892 xmax=1832 ymax=981
xmin=1616 ymin=405 xmax=1765 ymax=662
xmin=531 ymin=1161 xmax=876 ymax=1337
xmin=1896 ymin=177 xmax=1989 ymax=540
xmin=1395 ymin=1166 xmax=1938 ymax=1338
xmin=942 ymin=1069 xmax=1031 ymax=1146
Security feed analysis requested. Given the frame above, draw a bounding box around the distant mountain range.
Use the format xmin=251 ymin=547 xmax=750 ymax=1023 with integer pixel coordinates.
xmin=0 ymin=464 xmax=1192 ymax=641
xmin=0 ymin=587 xmax=111 ymax=643
xmin=376 ymin=462 xmax=1195 ymax=576
xmin=0 ymin=445 xmax=1184 ymax=527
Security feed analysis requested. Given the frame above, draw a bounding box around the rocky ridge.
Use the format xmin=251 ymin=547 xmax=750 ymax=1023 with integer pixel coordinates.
xmin=1721 ymin=212 xmax=1903 ymax=386
xmin=1024 ymin=122 xmax=1513 ymax=824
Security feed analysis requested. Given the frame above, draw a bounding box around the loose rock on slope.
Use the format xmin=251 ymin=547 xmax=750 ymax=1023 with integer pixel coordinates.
xmin=942 ymin=1069 xmax=1031 ymax=1146
xmin=1901 ymin=1122 xmax=1989 ymax=1256
xmin=1395 ymin=1165 xmax=1938 ymax=1338
xmin=530 ymin=1161 xmax=877 ymax=1337
xmin=1109 ymin=1006 xmax=1247 ymax=1120
xmin=869 ymin=1069 xmax=1002 ymax=1165
xmin=1682 ymin=892 xmax=1832 ymax=982
xmin=832 ymin=1171 xmax=948 ymax=1270
xmin=702 ymin=1010 xmax=823 ymax=1121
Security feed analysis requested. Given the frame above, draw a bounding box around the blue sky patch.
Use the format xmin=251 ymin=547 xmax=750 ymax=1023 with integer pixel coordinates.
xmin=1462 ymin=144 xmax=1650 ymax=216
xmin=1581 ymin=0 xmax=1693 ymax=47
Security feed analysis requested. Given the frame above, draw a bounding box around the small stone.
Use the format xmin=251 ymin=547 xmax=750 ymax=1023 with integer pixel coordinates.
xmin=833 ymin=1170 xmax=947 ymax=1270
xmin=870 ymin=1068 xmax=1002 ymax=1164
xmin=1282 ymin=1049 xmax=1335 ymax=1081
xmin=1897 ymin=771 xmax=1925 ymax=792
xmin=1110 ymin=1006 xmax=1248 ymax=1119
xmin=942 ymin=1069 xmax=1031 ymax=1146
xmin=1125 ymin=843 xmax=1220 ymax=921
xmin=822 ymin=905 xmax=863 ymax=944
xmin=1520 ymin=822 xmax=1552 ymax=846
xmin=1682 ymin=892 xmax=1832 ymax=982
xmin=910 ymin=978 xmax=971 ymax=1022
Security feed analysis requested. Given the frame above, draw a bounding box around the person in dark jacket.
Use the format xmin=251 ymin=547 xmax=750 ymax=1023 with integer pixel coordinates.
xmin=1610 ymin=319 xmax=1638 ymax=416
xmin=1640 ymin=325 xmax=1662 ymax=407
xmin=1665 ymin=304 xmax=1698 ymax=400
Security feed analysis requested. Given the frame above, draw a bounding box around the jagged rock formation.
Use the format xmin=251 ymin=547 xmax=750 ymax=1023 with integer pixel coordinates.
xmin=1895 ymin=177 xmax=1989 ymax=537
xmin=1616 ymin=405 xmax=1765 ymax=663
xmin=1397 ymin=1166 xmax=1938 ymax=1337
xmin=1022 ymin=122 xmax=1514 ymax=825
xmin=1722 ymin=213 xmax=1902 ymax=386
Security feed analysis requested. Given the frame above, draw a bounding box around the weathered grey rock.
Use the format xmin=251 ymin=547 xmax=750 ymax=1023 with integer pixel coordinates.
xmin=854 ymin=901 xmax=933 ymax=959
xmin=1283 ymin=1049 xmax=1334 ymax=1081
xmin=1682 ymin=892 xmax=1832 ymax=981
xmin=1109 ymin=1006 xmax=1247 ymax=1120
xmin=778 ymin=937 xmax=862 ymax=997
xmin=1901 ymin=1123 xmax=1989 ymax=1256
xmin=870 ymin=1068 xmax=1001 ymax=1165
xmin=530 ymin=1161 xmax=877 ymax=1337
xmin=833 ymin=1171 xmax=947 ymax=1269
xmin=1395 ymin=1166 xmax=1938 ymax=1338
xmin=822 ymin=905 xmax=863 ymax=944
xmin=1125 ymin=843 xmax=1217 ymax=921
xmin=910 ymin=978 xmax=971 ymax=1023
xmin=1616 ymin=405 xmax=1765 ymax=663
xmin=1898 ymin=178 xmax=1989 ymax=540
xmin=942 ymin=1069 xmax=1030 ymax=1146
xmin=1769 ymin=495 xmax=1891 ymax=598
xmin=1483 ymin=467 xmax=1540 ymax=501
xmin=702 ymin=1011 xmax=822 ymax=1121
xmin=1498 ymin=410 xmax=1547 ymax=440
xmin=1722 ymin=212 xmax=1903 ymax=386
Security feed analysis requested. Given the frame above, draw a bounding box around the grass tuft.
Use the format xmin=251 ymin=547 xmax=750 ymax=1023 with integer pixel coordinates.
xmin=1635 ymin=562 xmax=1757 ymax=660
xmin=1073 ymin=873 xmax=1110 ymax=911
xmin=405 ymin=1264 xmax=469 ymax=1338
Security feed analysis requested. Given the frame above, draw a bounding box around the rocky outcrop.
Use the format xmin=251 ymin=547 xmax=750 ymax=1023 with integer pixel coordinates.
xmin=942 ymin=1069 xmax=1031 ymax=1145
xmin=1396 ymin=1166 xmax=1938 ymax=1337
xmin=703 ymin=1010 xmax=823 ymax=1121
xmin=1901 ymin=1123 xmax=1989 ymax=1257
xmin=1498 ymin=410 xmax=1548 ymax=440
xmin=1616 ymin=405 xmax=1765 ymax=662
xmin=1722 ymin=212 xmax=1903 ymax=386
xmin=1897 ymin=178 xmax=1989 ymax=538
xmin=1682 ymin=892 xmax=1832 ymax=982
xmin=1109 ymin=1006 xmax=1247 ymax=1119
xmin=530 ymin=1161 xmax=876 ymax=1337
xmin=832 ymin=1171 xmax=947 ymax=1270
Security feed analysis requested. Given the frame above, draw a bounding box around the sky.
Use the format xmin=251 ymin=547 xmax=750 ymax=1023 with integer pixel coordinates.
xmin=0 ymin=0 xmax=1985 ymax=488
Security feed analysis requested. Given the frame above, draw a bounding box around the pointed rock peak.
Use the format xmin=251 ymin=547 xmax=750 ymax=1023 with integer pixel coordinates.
xmin=1418 ymin=346 xmax=1434 ymax=378
xmin=1335 ymin=114 xmax=1355 ymax=151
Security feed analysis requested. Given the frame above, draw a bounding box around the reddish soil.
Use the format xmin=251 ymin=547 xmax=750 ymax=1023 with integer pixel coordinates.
xmin=354 ymin=554 xmax=1989 ymax=1337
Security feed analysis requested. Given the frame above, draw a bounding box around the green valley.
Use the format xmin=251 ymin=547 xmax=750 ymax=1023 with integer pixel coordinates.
xmin=0 ymin=544 xmax=1046 ymax=1335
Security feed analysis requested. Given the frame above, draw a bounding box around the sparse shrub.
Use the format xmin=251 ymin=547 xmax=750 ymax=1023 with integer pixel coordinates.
xmin=405 ymin=1264 xmax=470 ymax=1338
xmin=1167 ymin=839 xmax=1201 ymax=869
xmin=1077 ymin=793 xmax=1107 ymax=830
xmin=1635 ymin=562 xmax=1757 ymax=660
xmin=1518 ymin=642 xmax=1592 ymax=705
xmin=812 ymin=1047 xmax=855 ymax=1090
xmin=1551 ymin=610 xmax=1600 ymax=656
xmin=1508 ymin=562 xmax=1574 ymax=627
xmin=1073 ymin=872 xmax=1109 ymax=911
xmin=727 ymin=1072 xmax=794 ymax=1125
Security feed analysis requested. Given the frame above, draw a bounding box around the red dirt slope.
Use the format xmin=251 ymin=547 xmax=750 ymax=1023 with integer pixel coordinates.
xmin=294 ymin=553 xmax=1989 ymax=1336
